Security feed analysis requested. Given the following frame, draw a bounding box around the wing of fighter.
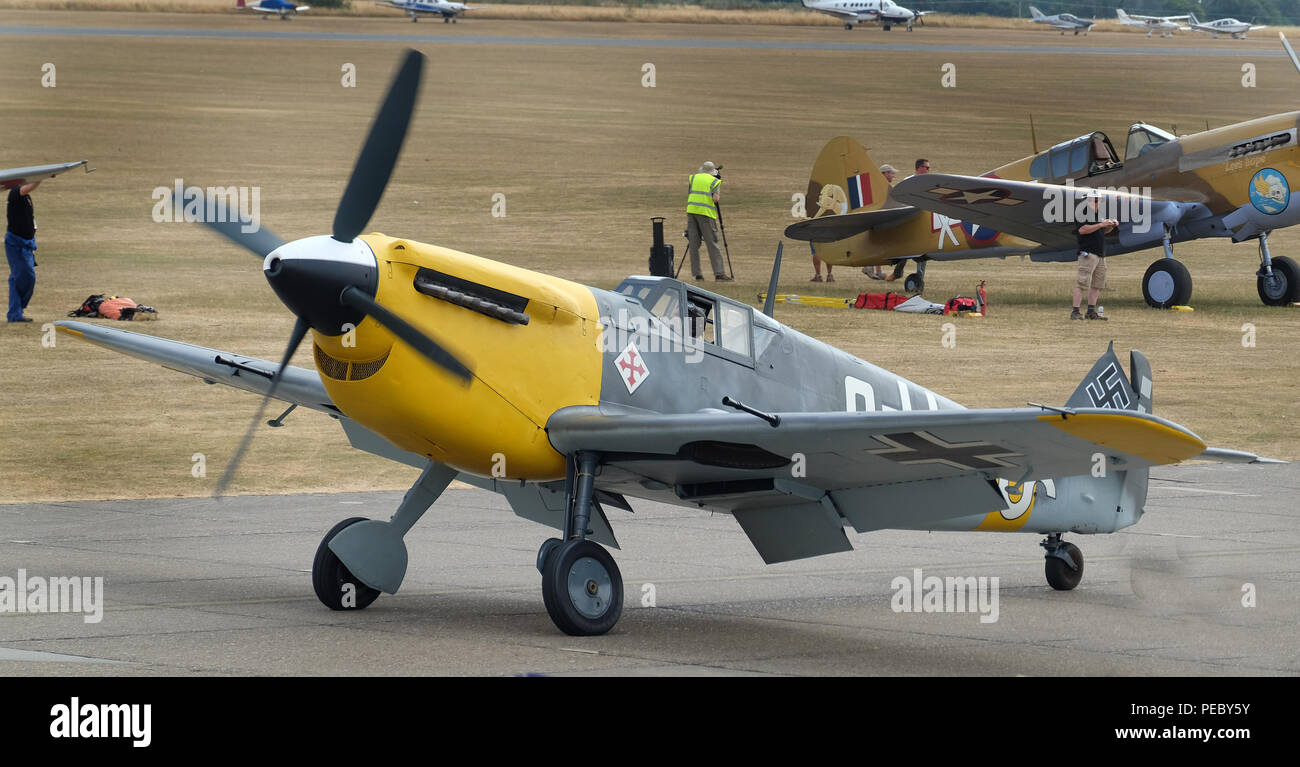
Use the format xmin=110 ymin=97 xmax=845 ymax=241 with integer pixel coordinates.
xmin=1 ymin=161 xmax=89 ymax=189
xmin=53 ymin=321 xmax=620 ymax=545
xmin=890 ymin=173 xmax=1213 ymax=253
xmin=548 ymin=404 xmax=1206 ymax=563
xmin=783 ymin=206 xmax=917 ymax=242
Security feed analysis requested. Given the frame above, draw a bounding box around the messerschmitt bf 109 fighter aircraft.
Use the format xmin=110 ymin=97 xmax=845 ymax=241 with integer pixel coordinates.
xmin=801 ymin=0 xmax=931 ymax=31
xmin=375 ymin=0 xmax=476 ymax=23
xmin=789 ymin=103 xmax=1300 ymax=309
xmin=236 ymin=0 xmax=310 ymax=20
xmin=58 ymin=51 xmax=1266 ymax=636
xmin=1028 ymin=6 xmax=1095 ymax=35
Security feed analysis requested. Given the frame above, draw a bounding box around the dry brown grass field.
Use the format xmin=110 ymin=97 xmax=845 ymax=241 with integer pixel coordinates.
xmin=1 ymin=10 xmax=1297 ymax=504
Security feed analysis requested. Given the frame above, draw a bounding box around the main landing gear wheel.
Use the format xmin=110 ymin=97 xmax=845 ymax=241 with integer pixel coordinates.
xmin=1258 ymin=255 xmax=1300 ymax=306
xmin=1041 ymin=535 xmax=1084 ymax=591
xmin=845 ymin=23 xmax=853 ymax=29
xmin=904 ymin=272 xmax=924 ymax=293
xmin=541 ymin=538 xmax=623 ymax=636
xmin=313 ymin=517 xmax=381 ymax=611
xmin=883 ymin=24 xmax=892 ymax=31
xmin=1142 ymin=259 xmax=1192 ymax=308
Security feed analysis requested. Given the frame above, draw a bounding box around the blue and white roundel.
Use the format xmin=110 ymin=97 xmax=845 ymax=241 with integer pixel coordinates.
xmin=1249 ymin=168 xmax=1290 ymax=215
xmin=961 ymin=220 xmax=1000 ymax=245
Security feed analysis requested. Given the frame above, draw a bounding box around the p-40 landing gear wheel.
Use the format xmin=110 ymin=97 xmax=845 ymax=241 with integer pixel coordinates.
xmin=1043 ymin=541 xmax=1084 ymax=591
xmin=904 ymin=272 xmax=924 ymax=293
xmin=1142 ymin=258 xmax=1192 ymax=308
xmin=1258 ymin=255 xmax=1300 ymax=305
xmin=313 ymin=517 xmax=381 ymax=611
xmin=541 ymin=539 xmax=623 ymax=636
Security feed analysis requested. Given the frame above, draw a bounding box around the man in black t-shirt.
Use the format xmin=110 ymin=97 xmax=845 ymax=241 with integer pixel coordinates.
xmin=6 ymin=180 xmax=41 ymax=323
xmin=1072 ymin=195 xmax=1116 ymax=321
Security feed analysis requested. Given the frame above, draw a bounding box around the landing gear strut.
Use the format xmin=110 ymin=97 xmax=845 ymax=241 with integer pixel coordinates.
xmin=310 ymin=461 xmax=456 ymax=611
xmin=1255 ymin=231 xmax=1300 ymax=305
xmin=1041 ymin=533 xmax=1084 ymax=590
xmin=538 ymin=452 xmax=624 ymax=636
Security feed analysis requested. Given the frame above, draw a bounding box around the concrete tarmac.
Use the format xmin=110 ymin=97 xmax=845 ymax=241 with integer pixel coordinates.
xmin=1 ymin=462 xmax=1296 ymax=676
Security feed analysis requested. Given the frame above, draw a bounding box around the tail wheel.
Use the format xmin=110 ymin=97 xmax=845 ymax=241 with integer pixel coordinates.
xmin=541 ymin=539 xmax=623 ymax=636
xmin=1142 ymin=259 xmax=1192 ymax=308
xmin=1045 ymin=542 xmax=1084 ymax=591
xmin=1258 ymin=255 xmax=1300 ymax=306
xmin=313 ymin=517 xmax=381 ymax=611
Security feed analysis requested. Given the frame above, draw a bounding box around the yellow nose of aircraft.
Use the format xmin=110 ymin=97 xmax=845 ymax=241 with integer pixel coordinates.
xmin=310 ymin=234 xmax=604 ymax=480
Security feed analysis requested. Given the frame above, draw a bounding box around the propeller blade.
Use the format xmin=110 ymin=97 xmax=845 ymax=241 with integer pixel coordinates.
xmin=213 ymin=317 xmax=310 ymax=498
xmin=339 ymin=285 xmax=472 ymax=382
xmin=179 ymin=189 xmax=286 ymax=258
xmin=333 ymin=49 xmax=424 ymax=243
xmin=1282 ymin=32 xmax=1300 ymax=77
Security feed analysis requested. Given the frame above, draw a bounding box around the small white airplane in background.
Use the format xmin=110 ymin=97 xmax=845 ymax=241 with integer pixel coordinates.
xmin=376 ymin=0 xmax=477 ymax=23
xmin=1116 ymin=8 xmax=1188 ymax=37
xmin=1185 ymin=12 xmax=1266 ymax=38
xmin=236 ymin=0 xmax=310 ymax=20
xmin=1028 ymin=6 xmax=1095 ymax=35
xmin=802 ymin=0 xmax=933 ymax=31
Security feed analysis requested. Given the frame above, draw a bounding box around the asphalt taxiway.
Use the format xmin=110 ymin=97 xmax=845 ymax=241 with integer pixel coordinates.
xmin=2 ymin=461 xmax=1296 ymax=675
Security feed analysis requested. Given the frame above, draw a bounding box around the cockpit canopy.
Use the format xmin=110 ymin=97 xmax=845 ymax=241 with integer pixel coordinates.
xmin=1124 ymin=122 xmax=1176 ymax=160
xmin=1029 ymin=131 xmax=1122 ymax=181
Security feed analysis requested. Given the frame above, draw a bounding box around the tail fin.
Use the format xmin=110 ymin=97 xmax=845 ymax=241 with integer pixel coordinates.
xmin=1066 ymin=342 xmax=1154 ymax=413
xmin=806 ymin=136 xmax=891 ymax=219
xmin=1029 ymin=6 xmax=1045 ymax=20
xmin=1116 ymin=9 xmax=1132 ymax=22
xmin=1187 ymin=11 xmax=1199 ymax=25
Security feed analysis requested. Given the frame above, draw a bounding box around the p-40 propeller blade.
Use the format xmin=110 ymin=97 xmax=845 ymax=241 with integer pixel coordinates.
xmin=214 ymin=316 xmax=310 ymax=497
xmin=333 ymin=49 xmax=424 ymax=243
xmin=340 ymin=285 xmax=472 ymax=382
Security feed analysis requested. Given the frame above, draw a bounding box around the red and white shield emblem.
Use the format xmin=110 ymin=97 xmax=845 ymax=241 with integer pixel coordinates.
xmin=615 ymin=342 xmax=649 ymax=394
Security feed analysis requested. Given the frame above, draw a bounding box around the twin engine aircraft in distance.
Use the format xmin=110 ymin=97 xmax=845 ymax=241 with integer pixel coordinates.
xmin=1028 ymin=6 xmax=1095 ymax=35
xmin=787 ymin=109 xmax=1300 ymax=309
xmin=1116 ymin=8 xmax=1188 ymax=37
xmin=236 ymin=0 xmax=310 ymax=19
xmin=1186 ymin=13 xmax=1266 ymax=39
xmin=801 ymin=0 xmax=931 ymax=31
xmin=56 ymin=51 xmax=1269 ymax=637
xmin=376 ymin=0 xmax=476 ymax=23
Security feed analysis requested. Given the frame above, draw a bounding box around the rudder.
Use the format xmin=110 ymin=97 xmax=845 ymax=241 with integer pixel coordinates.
xmin=806 ymin=137 xmax=891 ymax=219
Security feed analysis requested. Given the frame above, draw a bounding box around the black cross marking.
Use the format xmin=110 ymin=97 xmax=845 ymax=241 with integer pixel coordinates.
xmin=1085 ymin=362 xmax=1131 ymax=410
xmin=867 ymin=431 xmax=1022 ymax=471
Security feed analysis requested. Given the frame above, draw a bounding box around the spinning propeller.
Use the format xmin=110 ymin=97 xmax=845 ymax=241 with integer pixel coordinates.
xmin=194 ymin=49 xmax=471 ymax=496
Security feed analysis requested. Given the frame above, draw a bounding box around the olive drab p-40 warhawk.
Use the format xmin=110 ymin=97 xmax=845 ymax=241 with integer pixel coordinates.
xmin=59 ymin=51 xmax=1272 ymax=636
xmin=788 ymin=33 xmax=1300 ymax=308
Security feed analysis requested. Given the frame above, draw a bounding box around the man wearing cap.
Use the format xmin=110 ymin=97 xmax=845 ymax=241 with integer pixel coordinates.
xmin=863 ymin=164 xmax=899 ymax=279
xmin=685 ymin=161 xmax=729 ymax=281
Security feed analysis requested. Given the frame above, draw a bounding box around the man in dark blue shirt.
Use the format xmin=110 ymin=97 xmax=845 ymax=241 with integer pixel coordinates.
xmin=6 ymin=180 xmax=41 ymax=323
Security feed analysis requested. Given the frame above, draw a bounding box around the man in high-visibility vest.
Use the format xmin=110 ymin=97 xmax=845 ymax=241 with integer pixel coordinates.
xmin=685 ymin=161 xmax=729 ymax=281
